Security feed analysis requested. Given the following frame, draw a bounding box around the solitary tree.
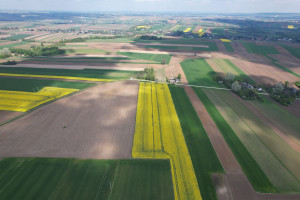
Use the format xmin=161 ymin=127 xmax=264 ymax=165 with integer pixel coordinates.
xmin=177 ymin=73 xmax=181 ymax=80
xmin=0 ymin=48 xmax=11 ymax=58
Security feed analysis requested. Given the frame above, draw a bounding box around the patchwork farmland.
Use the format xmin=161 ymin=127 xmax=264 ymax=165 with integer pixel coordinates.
xmin=0 ymin=11 xmax=300 ymax=200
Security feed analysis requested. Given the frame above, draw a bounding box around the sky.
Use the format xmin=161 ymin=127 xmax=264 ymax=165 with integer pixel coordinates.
xmin=0 ymin=0 xmax=300 ymax=13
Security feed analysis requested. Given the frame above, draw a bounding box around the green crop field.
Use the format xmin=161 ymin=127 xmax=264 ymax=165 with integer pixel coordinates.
xmin=4 ymin=34 xmax=33 ymax=41
xmin=247 ymin=97 xmax=300 ymax=150
xmin=169 ymin=85 xmax=224 ymax=200
xmin=0 ymin=42 xmax=28 ymax=49
xmin=241 ymin=41 xmax=279 ymax=55
xmin=63 ymin=49 xmax=108 ymax=54
xmin=193 ymin=88 xmax=277 ymax=193
xmin=0 ymin=158 xmax=174 ymax=200
xmin=118 ymin=52 xmax=172 ymax=64
xmin=0 ymin=77 xmax=94 ymax=92
xmin=279 ymin=44 xmax=300 ymax=59
xmin=181 ymin=58 xmax=220 ymax=87
xmin=0 ymin=67 xmax=138 ymax=80
xmin=223 ymin=42 xmax=234 ymax=52
xmin=204 ymin=89 xmax=300 ymax=192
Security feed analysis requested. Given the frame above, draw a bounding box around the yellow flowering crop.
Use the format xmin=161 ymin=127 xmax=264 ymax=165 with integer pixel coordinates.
xmin=136 ymin=26 xmax=151 ymax=29
xmin=288 ymin=25 xmax=294 ymax=29
xmin=220 ymin=39 xmax=231 ymax=42
xmin=0 ymin=87 xmax=78 ymax=112
xmin=132 ymin=82 xmax=202 ymax=200
xmin=183 ymin=28 xmax=192 ymax=33
xmin=0 ymin=73 xmax=114 ymax=82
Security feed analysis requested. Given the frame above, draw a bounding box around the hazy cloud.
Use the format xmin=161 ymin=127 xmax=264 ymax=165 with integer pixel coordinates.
xmin=0 ymin=0 xmax=299 ymax=12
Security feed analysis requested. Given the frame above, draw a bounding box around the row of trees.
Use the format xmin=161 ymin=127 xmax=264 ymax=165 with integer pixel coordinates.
xmin=214 ymin=72 xmax=264 ymax=102
xmin=10 ymin=46 xmax=65 ymax=57
xmin=268 ymin=82 xmax=300 ymax=106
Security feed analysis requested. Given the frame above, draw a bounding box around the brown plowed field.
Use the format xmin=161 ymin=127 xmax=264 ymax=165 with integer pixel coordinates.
xmin=0 ymin=80 xmax=139 ymax=159
xmin=231 ymin=41 xmax=268 ymax=63
xmin=184 ymin=86 xmax=300 ymax=200
xmin=215 ymin=39 xmax=227 ymax=52
xmin=231 ymin=59 xmax=299 ymax=85
xmin=0 ymin=111 xmax=22 ymax=126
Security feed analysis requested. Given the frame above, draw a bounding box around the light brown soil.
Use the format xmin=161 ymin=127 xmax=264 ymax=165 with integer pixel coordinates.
xmin=184 ymin=86 xmax=300 ymax=200
xmin=135 ymin=43 xmax=209 ymax=48
xmin=205 ymin=59 xmax=224 ymax=75
xmin=165 ymin=56 xmax=189 ymax=84
xmin=0 ymin=111 xmax=22 ymax=126
xmin=231 ymin=59 xmax=299 ymax=85
xmin=0 ymin=80 xmax=139 ymax=159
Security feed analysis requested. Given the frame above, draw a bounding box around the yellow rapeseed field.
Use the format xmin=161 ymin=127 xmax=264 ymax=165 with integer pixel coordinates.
xmin=0 ymin=73 xmax=114 ymax=82
xmin=288 ymin=25 xmax=294 ymax=29
xmin=136 ymin=26 xmax=151 ymax=29
xmin=220 ymin=39 xmax=231 ymax=42
xmin=183 ymin=28 xmax=192 ymax=33
xmin=132 ymin=82 xmax=202 ymax=200
xmin=0 ymin=87 xmax=78 ymax=112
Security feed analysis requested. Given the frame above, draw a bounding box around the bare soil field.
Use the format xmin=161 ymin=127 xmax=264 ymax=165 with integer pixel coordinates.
xmin=231 ymin=59 xmax=299 ymax=85
xmin=0 ymin=80 xmax=139 ymax=159
xmin=184 ymin=86 xmax=300 ymax=200
xmin=231 ymin=41 xmax=268 ymax=63
xmin=165 ymin=56 xmax=189 ymax=83
xmin=215 ymin=39 xmax=227 ymax=52
xmin=135 ymin=43 xmax=210 ymax=48
xmin=0 ymin=111 xmax=22 ymax=125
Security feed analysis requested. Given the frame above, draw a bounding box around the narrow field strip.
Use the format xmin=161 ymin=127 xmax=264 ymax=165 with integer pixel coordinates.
xmin=0 ymin=73 xmax=114 ymax=82
xmin=169 ymin=85 xmax=224 ymax=200
xmin=204 ymin=89 xmax=300 ymax=192
xmin=0 ymin=87 xmax=78 ymax=112
xmin=193 ymin=87 xmax=277 ymax=193
xmin=132 ymin=82 xmax=202 ymax=200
